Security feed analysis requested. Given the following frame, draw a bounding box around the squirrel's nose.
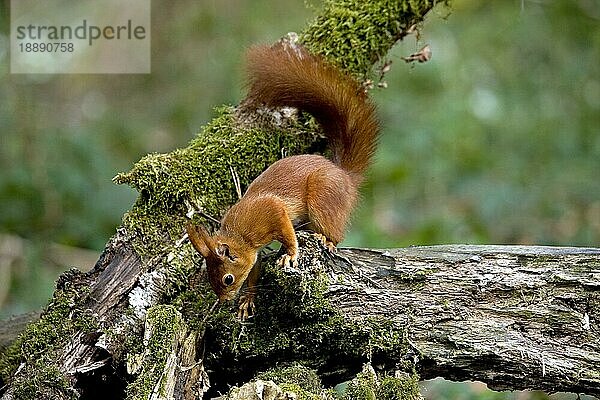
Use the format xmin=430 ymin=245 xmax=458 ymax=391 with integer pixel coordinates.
xmin=219 ymin=292 xmax=234 ymax=302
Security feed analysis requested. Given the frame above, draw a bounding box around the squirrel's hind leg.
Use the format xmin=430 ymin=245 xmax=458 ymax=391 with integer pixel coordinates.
xmin=305 ymin=167 xmax=357 ymax=248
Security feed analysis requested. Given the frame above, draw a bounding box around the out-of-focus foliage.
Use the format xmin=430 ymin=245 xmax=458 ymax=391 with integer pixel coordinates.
xmin=349 ymin=0 xmax=600 ymax=248
xmin=0 ymin=3 xmax=598 ymax=397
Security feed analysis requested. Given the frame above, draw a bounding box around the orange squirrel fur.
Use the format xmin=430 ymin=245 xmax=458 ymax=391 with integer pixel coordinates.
xmin=187 ymin=44 xmax=379 ymax=318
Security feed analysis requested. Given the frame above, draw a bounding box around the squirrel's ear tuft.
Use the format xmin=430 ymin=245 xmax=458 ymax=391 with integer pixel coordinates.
xmin=186 ymin=223 xmax=214 ymax=258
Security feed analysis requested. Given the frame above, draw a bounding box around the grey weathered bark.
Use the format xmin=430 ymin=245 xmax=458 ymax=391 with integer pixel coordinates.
xmin=328 ymin=243 xmax=600 ymax=395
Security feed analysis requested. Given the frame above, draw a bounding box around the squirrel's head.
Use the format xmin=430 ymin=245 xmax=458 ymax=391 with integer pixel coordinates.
xmin=186 ymin=223 xmax=257 ymax=301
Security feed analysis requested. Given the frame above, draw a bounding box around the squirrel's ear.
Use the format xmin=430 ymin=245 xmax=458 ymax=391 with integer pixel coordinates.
xmin=215 ymin=243 xmax=230 ymax=259
xmin=186 ymin=223 xmax=213 ymax=258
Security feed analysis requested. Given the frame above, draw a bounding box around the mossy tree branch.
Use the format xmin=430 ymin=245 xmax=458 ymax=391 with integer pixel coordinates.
xmin=3 ymin=234 xmax=599 ymax=399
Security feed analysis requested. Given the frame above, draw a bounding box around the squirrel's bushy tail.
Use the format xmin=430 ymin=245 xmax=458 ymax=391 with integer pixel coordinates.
xmin=245 ymin=44 xmax=379 ymax=177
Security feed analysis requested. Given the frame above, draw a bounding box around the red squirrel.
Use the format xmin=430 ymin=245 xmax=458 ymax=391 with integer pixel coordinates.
xmin=186 ymin=43 xmax=379 ymax=318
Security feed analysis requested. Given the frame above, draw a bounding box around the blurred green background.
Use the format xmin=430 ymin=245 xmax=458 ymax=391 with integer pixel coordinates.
xmin=0 ymin=0 xmax=598 ymax=398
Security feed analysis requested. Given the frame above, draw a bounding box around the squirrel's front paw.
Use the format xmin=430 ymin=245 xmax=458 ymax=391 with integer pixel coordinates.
xmin=278 ymin=252 xmax=298 ymax=270
xmin=237 ymin=294 xmax=256 ymax=320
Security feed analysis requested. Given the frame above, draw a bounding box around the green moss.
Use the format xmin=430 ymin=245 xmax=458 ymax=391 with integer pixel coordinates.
xmin=259 ymin=364 xmax=322 ymax=394
xmin=0 ymin=269 xmax=97 ymax=399
xmin=172 ymin=282 xmax=219 ymax=329
xmin=222 ymin=365 xmax=329 ymax=399
xmin=339 ymin=365 xmax=422 ymax=400
xmin=125 ymin=305 xmax=186 ymax=400
xmin=0 ymin=338 xmax=22 ymax=385
xmin=116 ymin=318 xmax=145 ymax=366
xmin=300 ymin=0 xmax=448 ymax=79
xmin=377 ymin=375 xmax=422 ymax=400
xmin=342 ymin=365 xmax=377 ymax=400
xmin=279 ymin=383 xmax=324 ymax=400
xmin=11 ymin=364 xmax=77 ymax=400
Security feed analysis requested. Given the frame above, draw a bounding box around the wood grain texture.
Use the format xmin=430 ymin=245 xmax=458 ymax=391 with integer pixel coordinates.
xmin=328 ymin=245 xmax=600 ymax=395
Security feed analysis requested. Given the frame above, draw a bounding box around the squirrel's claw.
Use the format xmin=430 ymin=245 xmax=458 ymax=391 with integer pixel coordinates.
xmin=237 ymin=294 xmax=256 ymax=320
xmin=312 ymin=233 xmax=337 ymax=253
xmin=278 ymin=252 xmax=298 ymax=270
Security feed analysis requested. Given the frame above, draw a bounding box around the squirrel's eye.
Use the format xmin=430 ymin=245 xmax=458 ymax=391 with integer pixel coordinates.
xmin=222 ymin=273 xmax=235 ymax=286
